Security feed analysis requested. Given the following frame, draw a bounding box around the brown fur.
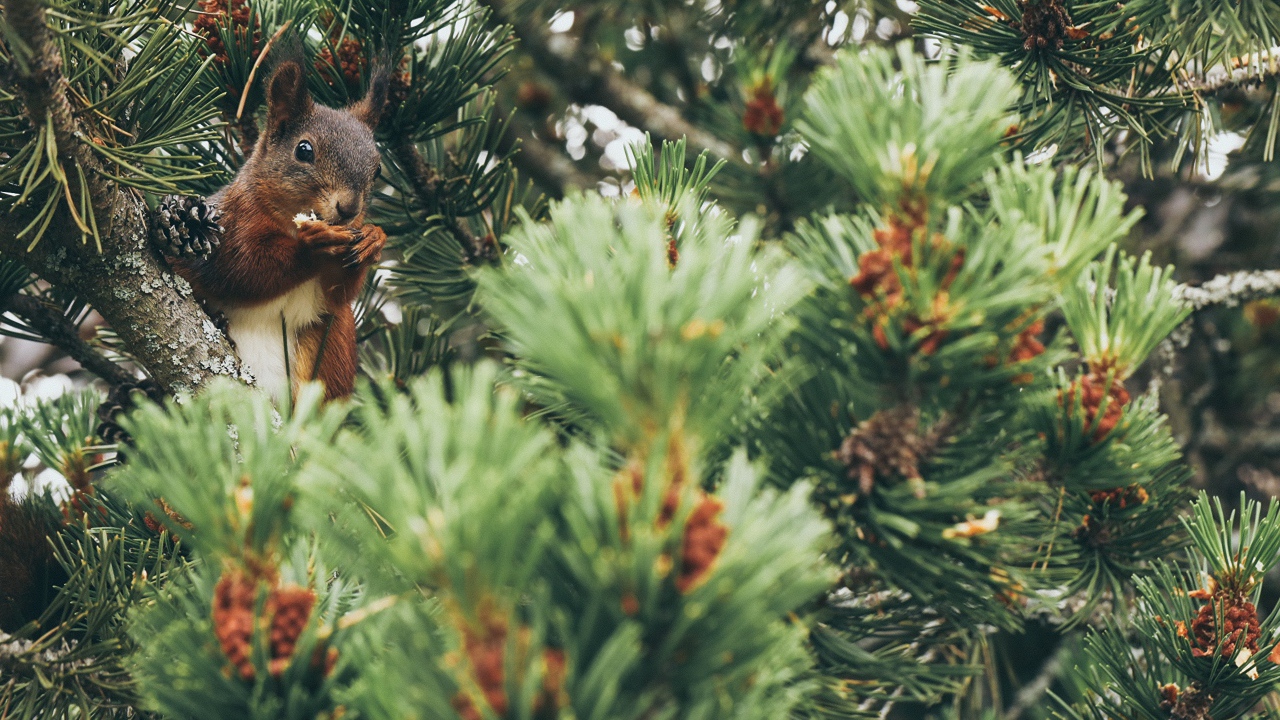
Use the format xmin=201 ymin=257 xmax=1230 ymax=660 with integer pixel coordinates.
xmin=175 ymin=61 xmax=390 ymax=401
xmin=0 ymin=497 xmax=64 ymax=632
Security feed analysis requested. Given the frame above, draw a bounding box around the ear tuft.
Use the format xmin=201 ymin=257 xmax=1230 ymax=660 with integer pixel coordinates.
xmin=266 ymin=61 xmax=313 ymax=140
xmin=350 ymin=65 xmax=391 ymax=130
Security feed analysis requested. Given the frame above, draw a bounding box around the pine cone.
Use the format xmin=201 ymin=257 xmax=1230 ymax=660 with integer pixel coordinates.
xmin=96 ymin=378 xmax=164 ymax=446
xmin=151 ymin=195 xmax=223 ymax=260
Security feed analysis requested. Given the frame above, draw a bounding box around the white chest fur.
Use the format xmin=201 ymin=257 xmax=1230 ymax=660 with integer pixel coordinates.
xmin=213 ymin=279 xmax=326 ymax=401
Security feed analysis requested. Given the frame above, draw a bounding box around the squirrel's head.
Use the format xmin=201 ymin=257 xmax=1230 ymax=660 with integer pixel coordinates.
xmin=247 ymin=60 xmax=389 ymax=226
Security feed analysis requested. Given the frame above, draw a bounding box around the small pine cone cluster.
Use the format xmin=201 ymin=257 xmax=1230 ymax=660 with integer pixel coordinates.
xmin=516 ymin=80 xmax=553 ymax=114
xmin=1071 ymin=513 xmax=1113 ymax=548
xmin=850 ymin=210 xmax=963 ymax=356
xmin=95 ymin=378 xmax=164 ymax=447
xmin=213 ymin=569 xmax=258 ymax=681
xmin=676 ymin=492 xmax=728 ymax=593
xmin=1189 ymin=590 xmax=1261 ymax=660
xmin=1060 ymin=371 xmax=1131 ymax=442
xmin=837 ymin=406 xmax=927 ymax=496
xmin=743 ymin=78 xmax=784 ymax=137
xmin=1014 ymin=0 xmax=1071 ymax=51
xmin=152 ymin=195 xmax=223 ymax=260
xmin=1088 ymin=484 xmax=1149 ymax=510
xmin=267 ymin=585 xmax=316 ymax=678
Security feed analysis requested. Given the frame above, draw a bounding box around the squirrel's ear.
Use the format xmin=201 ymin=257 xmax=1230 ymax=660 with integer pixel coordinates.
xmin=349 ymin=66 xmax=390 ymax=130
xmin=266 ymin=61 xmax=313 ymax=140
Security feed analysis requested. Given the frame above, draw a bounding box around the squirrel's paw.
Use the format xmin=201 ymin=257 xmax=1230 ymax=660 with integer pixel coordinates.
xmin=152 ymin=195 xmax=222 ymax=260
xmin=344 ymin=224 xmax=386 ymax=269
xmin=298 ymin=220 xmax=361 ymax=250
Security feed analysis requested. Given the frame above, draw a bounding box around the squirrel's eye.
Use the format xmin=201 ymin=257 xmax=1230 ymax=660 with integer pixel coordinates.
xmin=295 ymin=140 xmax=314 ymax=163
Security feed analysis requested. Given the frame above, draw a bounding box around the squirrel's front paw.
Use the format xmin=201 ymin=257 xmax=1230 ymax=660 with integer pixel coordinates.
xmin=344 ymin=224 xmax=386 ymax=269
xmin=298 ymin=220 xmax=360 ymax=250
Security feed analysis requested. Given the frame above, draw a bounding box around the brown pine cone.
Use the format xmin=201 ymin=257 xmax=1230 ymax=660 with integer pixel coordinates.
xmin=95 ymin=378 xmax=165 ymax=446
xmin=151 ymin=195 xmax=223 ymax=260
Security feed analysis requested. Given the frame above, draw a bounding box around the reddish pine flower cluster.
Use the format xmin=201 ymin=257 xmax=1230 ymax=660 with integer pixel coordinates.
xmin=1060 ymin=371 xmax=1130 ymax=442
xmin=1245 ymin=299 xmax=1280 ymax=329
xmin=533 ymin=648 xmax=568 ymax=718
xmin=612 ymin=445 xmax=729 ymax=595
xmin=212 ymin=569 xmax=323 ymax=682
xmin=1088 ymin=484 xmax=1149 ymax=510
xmin=193 ymin=0 xmax=259 ymax=110
xmin=316 ymin=38 xmax=366 ymax=89
xmin=212 ymin=569 xmax=258 ymax=681
xmin=194 ymin=0 xmax=252 ymax=64
xmin=850 ymin=211 xmax=963 ymax=356
xmin=267 ymin=586 xmax=316 ymax=677
xmin=143 ymin=497 xmax=194 ymax=534
xmin=1188 ymin=589 xmax=1261 ymax=660
xmin=1007 ymin=319 xmax=1045 ymax=383
xmin=743 ymin=78 xmax=784 ymax=137
xmin=451 ymin=608 xmax=568 ymax=720
xmin=451 ymin=605 xmax=511 ymax=719
xmin=1157 ymin=682 xmax=1213 ymax=717
xmin=676 ymin=494 xmax=728 ymax=593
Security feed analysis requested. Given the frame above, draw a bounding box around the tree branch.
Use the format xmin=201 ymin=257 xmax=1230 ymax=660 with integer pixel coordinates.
xmin=495 ymin=104 xmax=596 ymax=200
xmin=1 ymin=294 xmax=134 ymax=387
xmin=0 ymin=0 xmax=243 ymax=394
xmin=390 ymin=139 xmax=498 ymax=263
xmin=480 ymin=0 xmax=740 ymax=163
xmin=1177 ymin=47 xmax=1280 ymax=94
xmin=1172 ymin=269 xmax=1280 ymax=310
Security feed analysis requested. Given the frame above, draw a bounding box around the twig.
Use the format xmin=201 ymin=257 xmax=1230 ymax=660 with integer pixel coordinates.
xmin=236 ymin=20 xmax=291 ymax=122
xmin=479 ymin=0 xmax=741 ymax=163
xmin=1 ymin=294 xmax=134 ymax=387
xmin=390 ymin=140 xmax=494 ymax=264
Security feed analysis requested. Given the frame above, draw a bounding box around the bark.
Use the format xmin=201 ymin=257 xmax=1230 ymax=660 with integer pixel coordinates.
xmin=0 ymin=0 xmax=243 ymax=394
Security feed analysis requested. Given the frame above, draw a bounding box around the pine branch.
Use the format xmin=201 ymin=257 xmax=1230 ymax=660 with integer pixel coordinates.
xmin=1 ymin=294 xmax=134 ymax=387
xmin=0 ymin=0 xmax=111 ymax=202
xmin=479 ymin=0 xmax=740 ymax=163
xmin=390 ymin=139 xmax=496 ymax=264
xmin=0 ymin=0 xmax=242 ymax=395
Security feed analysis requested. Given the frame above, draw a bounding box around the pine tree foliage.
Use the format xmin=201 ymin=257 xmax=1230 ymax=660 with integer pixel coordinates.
xmin=0 ymin=0 xmax=224 ymax=249
xmin=4 ymin=0 xmax=1280 ymax=718
xmin=1056 ymin=493 xmax=1280 ymax=719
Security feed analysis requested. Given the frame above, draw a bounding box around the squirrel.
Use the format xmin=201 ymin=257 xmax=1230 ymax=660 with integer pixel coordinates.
xmin=169 ymin=60 xmax=389 ymax=402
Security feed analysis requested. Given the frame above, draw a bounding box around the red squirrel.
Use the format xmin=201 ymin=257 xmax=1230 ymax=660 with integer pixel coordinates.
xmin=174 ymin=61 xmax=388 ymax=402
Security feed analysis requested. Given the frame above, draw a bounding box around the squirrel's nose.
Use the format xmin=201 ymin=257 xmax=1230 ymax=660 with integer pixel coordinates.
xmin=335 ymin=199 xmax=360 ymax=222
